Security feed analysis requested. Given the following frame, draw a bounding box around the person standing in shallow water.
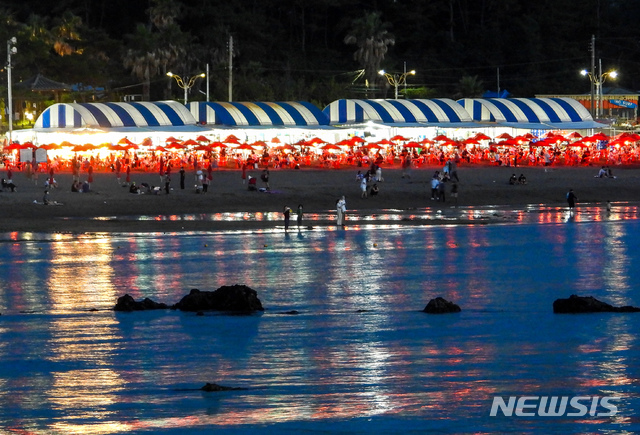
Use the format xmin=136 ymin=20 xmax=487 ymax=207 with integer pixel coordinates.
xmin=296 ymin=204 xmax=303 ymax=229
xmin=336 ymin=196 xmax=346 ymax=226
xmin=567 ymin=189 xmax=577 ymax=212
xmin=283 ymin=205 xmax=291 ymax=232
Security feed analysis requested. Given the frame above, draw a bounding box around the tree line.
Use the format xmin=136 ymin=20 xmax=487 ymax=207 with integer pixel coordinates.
xmin=1 ymin=0 xmax=639 ymax=111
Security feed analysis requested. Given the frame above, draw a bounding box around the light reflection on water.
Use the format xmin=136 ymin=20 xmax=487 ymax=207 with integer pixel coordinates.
xmin=0 ymin=214 xmax=639 ymax=433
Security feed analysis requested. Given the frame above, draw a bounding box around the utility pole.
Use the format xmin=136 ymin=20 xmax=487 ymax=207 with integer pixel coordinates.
xmin=228 ymin=35 xmax=233 ymax=102
xmin=590 ymin=34 xmax=596 ymax=118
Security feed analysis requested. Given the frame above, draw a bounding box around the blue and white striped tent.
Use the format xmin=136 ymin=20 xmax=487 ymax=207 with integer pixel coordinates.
xmin=188 ymin=101 xmax=330 ymax=127
xmin=323 ymin=99 xmax=476 ymax=126
xmin=35 ymin=101 xmax=197 ymax=129
xmin=457 ymin=97 xmax=604 ymax=129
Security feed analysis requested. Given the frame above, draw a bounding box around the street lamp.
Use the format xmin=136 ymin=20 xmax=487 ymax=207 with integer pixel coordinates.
xmin=6 ymin=37 xmax=17 ymax=143
xmin=166 ymin=71 xmax=206 ymax=104
xmin=379 ymin=69 xmax=416 ymax=99
xmin=581 ymin=60 xmax=617 ymax=119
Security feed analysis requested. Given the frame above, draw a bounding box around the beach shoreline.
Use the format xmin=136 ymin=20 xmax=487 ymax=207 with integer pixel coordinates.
xmin=1 ymin=164 xmax=639 ymax=234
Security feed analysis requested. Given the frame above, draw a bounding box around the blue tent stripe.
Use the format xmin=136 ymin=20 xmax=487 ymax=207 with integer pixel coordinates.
xmin=487 ymin=100 xmax=519 ymax=122
xmin=549 ymin=98 xmax=582 ymax=122
xmin=364 ymin=100 xmax=394 ymax=123
xmin=253 ymin=102 xmax=284 ymax=125
xmin=407 ymin=100 xmax=438 ymax=122
xmin=57 ymin=105 xmax=66 ymax=127
xmin=129 ymin=102 xmax=160 ymax=126
xmin=213 ymin=104 xmax=239 ymax=126
xmin=387 ymin=101 xmax=417 ymax=123
xmin=229 ymin=103 xmax=260 ymax=125
xmin=531 ymin=99 xmax=561 ymax=122
xmin=297 ymin=101 xmax=329 ymax=125
xmin=41 ymin=107 xmax=51 ymax=128
xmin=82 ymin=104 xmax=112 ymax=127
xmin=155 ymin=101 xmax=185 ymax=126
xmin=507 ymin=99 xmax=541 ymax=122
xmin=74 ymin=109 xmax=81 ymax=127
xmin=431 ymin=99 xmax=462 ymax=122
xmin=104 ymin=103 xmax=137 ymax=127
xmin=276 ymin=102 xmax=307 ymax=125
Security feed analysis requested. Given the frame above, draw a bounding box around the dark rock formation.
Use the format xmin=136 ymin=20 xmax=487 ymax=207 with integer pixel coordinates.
xmin=277 ymin=310 xmax=300 ymax=315
xmin=114 ymin=294 xmax=168 ymax=311
xmin=423 ymin=297 xmax=461 ymax=314
xmin=173 ymin=285 xmax=264 ymax=312
xmin=201 ymin=383 xmax=246 ymax=392
xmin=553 ymin=295 xmax=640 ymax=313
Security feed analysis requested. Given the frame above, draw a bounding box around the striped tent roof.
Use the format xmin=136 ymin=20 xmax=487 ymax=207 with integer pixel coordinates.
xmin=457 ymin=97 xmax=603 ymax=129
xmin=188 ymin=101 xmax=329 ymax=126
xmin=35 ymin=101 xmax=196 ymax=129
xmin=323 ymin=99 xmax=475 ymax=126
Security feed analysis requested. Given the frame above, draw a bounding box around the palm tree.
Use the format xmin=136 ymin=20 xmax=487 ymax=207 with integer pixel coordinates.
xmin=123 ymin=24 xmax=161 ymax=101
xmin=344 ymin=11 xmax=395 ymax=96
xmin=455 ymin=75 xmax=485 ymax=98
xmin=52 ymin=11 xmax=83 ymax=56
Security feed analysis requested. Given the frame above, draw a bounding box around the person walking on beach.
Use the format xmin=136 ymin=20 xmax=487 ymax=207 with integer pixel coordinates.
xmin=567 ymin=189 xmax=577 ymax=212
xmin=164 ymin=170 xmax=171 ymax=194
xmin=179 ymin=166 xmax=186 ymax=190
xmin=360 ymin=176 xmax=368 ymax=198
xmin=296 ymin=204 xmax=303 ymax=229
xmin=283 ymin=205 xmax=291 ymax=232
xmin=261 ymin=169 xmax=270 ymax=191
xmin=336 ymin=196 xmax=346 ymax=226
xmin=430 ymin=175 xmax=440 ymax=200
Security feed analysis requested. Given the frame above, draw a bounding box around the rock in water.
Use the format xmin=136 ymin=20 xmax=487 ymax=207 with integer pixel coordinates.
xmin=173 ymin=285 xmax=264 ymax=312
xmin=114 ymin=294 xmax=168 ymax=311
xmin=553 ymin=294 xmax=640 ymax=313
xmin=423 ymin=297 xmax=461 ymax=314
xmin=201 ymin=383 xmax=246 ymax=392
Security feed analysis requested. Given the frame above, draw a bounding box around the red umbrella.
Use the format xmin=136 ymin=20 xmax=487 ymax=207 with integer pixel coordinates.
xmin=307 ymin=137 xmax=326 ymax=145
xmin=165 ymin=136 xmax=180 ymax=143
xmin=320 ymin=144 xmax=341 ymax=150
xmin=349 ymin=136 xmax=365 ymax=144
xmin=118 ymin=138 xmax=136 ymax=146
xmin=22 ymin=142 xmax=37 ymax=149
xmin=270 ymin=137 xmax=281 ymax=144
xmin=224 ymin=135 xmax=241 ymax=144
xmin=567 ymin=132 xmax=583 ymax=139
xmin=364 ymin=143 xmax=383 ymax=150
xmin=194 ymin=144 xmax=212 ymax=151
xmin=336 ymin=139 xmax=353 ymax=146
xmin=390 ymin=135 xmax=409 ymax=141
xmin=495 ymin=133 xmax=513 ymax=140
xmin=420 ymin=138 xmax=435 ymax=145
xmin=182 ymin=139 xmax=199 ymax=146
xmin=404 ymin=142 xmax=424 ymax=148
xmin=196 ymin=135 xmax=211 ymax=143
xmin=377 ymin=138 xmax=394 ymax=145
xmin=591 ymin=132 xmax=609 ymax=141
xmin=141 ymin=137 xmax=153 ymax=146
xmin=235 ymin=143 xmax=255 ymax=151
xmin=463 ymin=138 xmax=480 ymax=145
xmin=154 ymin=146 xmax=167 ymax=152
xmin=125 ymin=144 xmax=139 ymax=150
xmin=281 ymin=144 xmax=296 ymax=151
xmin=473 ymin=133 xmax=491 ymax=141
xmin=5 ymin=143 xmax=21 ymax=150
xmin=433 ymin=134 xmax=450 ymax=141
xmin=210 ymin=142 xmax=227 ymax=149
xmin=166 ymin=142 xmax=185 ymax=149
xmin=251 ymin=141 xmax=268 ymax=148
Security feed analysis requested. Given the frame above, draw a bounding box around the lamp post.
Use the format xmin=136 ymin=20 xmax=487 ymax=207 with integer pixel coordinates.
xmin=378 ymin=69 xmax=416 ymax=99
xmin=581 ymin=60 xmax=617 ymax=119
xmin=166 ymin=71 xmax=206 ymax=104
xmin=6 ymin=37 xmax=17 ymax=144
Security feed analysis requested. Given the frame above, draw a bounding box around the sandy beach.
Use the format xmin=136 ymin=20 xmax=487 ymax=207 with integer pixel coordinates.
xmin=1 ymin=164 xmax=639 ymax=233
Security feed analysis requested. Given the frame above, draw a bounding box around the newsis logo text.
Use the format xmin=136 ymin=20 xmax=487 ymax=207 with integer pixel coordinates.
xmin=490 ymin=396 xmax=620 ymax=417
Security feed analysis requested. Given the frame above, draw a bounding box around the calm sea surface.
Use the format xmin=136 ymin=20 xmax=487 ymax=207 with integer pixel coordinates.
xmin=1 ymin=205 xmax=639 ymax=434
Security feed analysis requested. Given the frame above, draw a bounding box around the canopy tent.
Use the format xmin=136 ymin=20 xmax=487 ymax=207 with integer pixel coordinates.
xmin=457 ymin=97 xmax=606 ymax=129
xmin=35 ymin=101 xmax=197 ymax=129
xmin=322 ymin=99 xmax=476 ymax=126
xmin=188 ymin=101 xmax=330 ymax=127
